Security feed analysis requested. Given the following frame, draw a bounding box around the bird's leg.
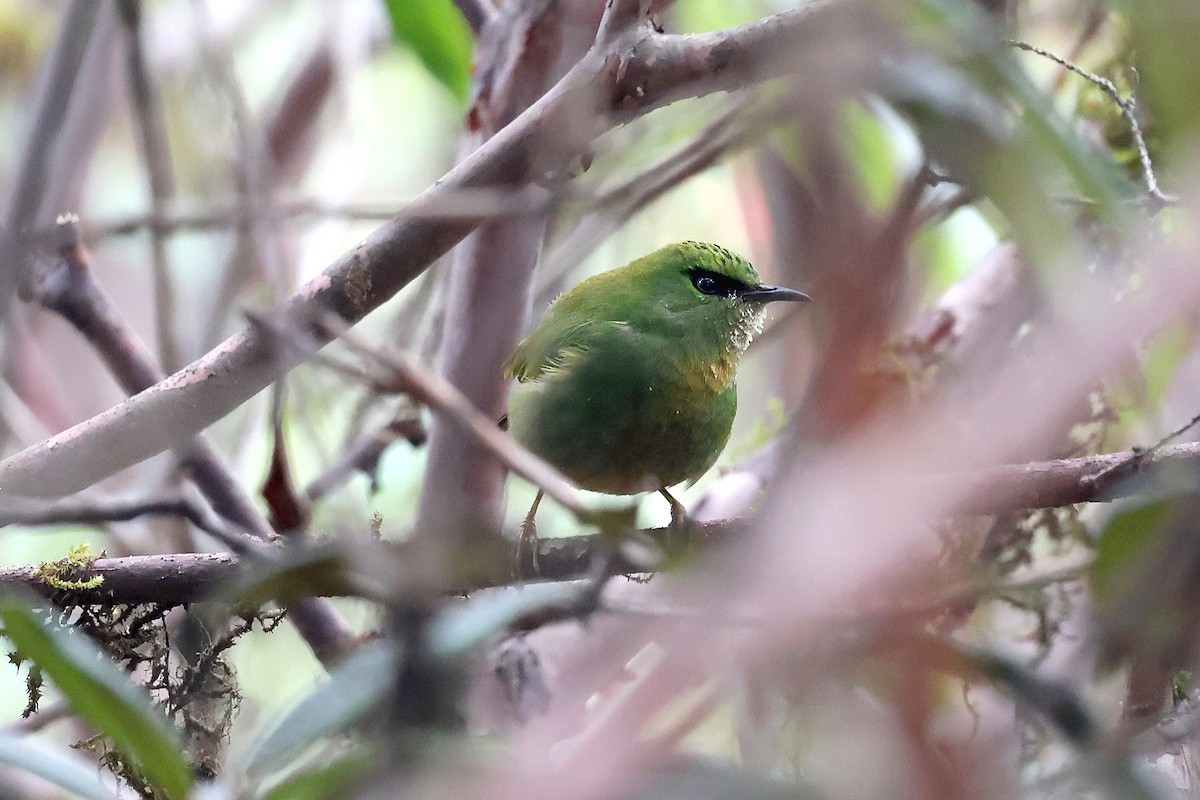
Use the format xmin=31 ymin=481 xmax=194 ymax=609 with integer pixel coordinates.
xmin=660 ymin=487 xmax=688 ymax=527
xmin=516 ymin=489 xmax=545 ymax=577
xmin=659 ymin=487 xmax=693 ymax=551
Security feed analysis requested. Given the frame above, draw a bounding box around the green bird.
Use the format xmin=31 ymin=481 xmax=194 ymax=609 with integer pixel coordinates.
xmin=504 ymin=241 xmax=810 ymax=566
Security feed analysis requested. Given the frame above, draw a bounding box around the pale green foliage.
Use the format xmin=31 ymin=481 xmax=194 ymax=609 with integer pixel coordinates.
xmin=383 ymin=0 xmax=473 ymax=103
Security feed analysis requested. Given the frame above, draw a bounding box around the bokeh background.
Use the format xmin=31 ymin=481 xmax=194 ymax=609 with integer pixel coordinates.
xmin=3 ymin=1 xmax=1200 ymax=798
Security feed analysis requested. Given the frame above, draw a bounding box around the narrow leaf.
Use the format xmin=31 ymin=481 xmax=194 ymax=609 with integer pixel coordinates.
xmin=242 ymin=641 xmax=396 ymax=775
xmin=0 ymin=600 xmax=192 ymax=799
xmin=256 ymin=751 xmax=373 ymax=800
xmin=0 ymin=732 xmax=119 ymax=800
xmin=429 ymin=581 xmax=585 ymax=659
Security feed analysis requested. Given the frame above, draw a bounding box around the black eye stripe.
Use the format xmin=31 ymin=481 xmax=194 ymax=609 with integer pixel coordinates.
xmin=687 ymin=268 xmax=748 ymax=298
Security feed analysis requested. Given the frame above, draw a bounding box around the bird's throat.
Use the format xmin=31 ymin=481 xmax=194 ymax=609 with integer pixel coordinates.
xmin=678 ymin=304 xmax=766 ymax=394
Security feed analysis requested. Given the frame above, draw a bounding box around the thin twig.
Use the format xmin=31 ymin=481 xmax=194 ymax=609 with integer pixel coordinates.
xmin=1006 ymin=38 xmax=1176 ymax=212
xmin=189 ymin=0 xmax=291 ymax=342
xmin=0 ymin=493 xmax=223 ymax=535
xmin=538 ymin=92 xmax=768 ymax=303
xmin=70 ymin=191 xmax=555 ymax=243
xmin=1084 ymin=409 xmax=1200 ymax=488
xmin=304 ymin=410 xmax=426 ymax=501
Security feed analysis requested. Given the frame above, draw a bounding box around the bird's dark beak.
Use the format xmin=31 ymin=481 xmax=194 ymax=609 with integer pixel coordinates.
xmin=740 ymin=284 xmax=812 ymax=303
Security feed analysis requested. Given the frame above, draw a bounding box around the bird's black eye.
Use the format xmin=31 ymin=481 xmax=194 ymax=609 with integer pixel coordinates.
xmin=688 ymin=268 xmax=745 ymax=298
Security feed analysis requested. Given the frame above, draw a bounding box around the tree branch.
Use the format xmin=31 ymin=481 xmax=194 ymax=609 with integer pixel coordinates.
xmin=0 ymin=553 xmax=239 ymax=606
xmin=0 ymin=0 xmax=847 ymax=500
xmin=21 ymin=220 xmax=358 ymax=665
xmin=417 ymin=0 xmax=587 ymax=562
xmin=453 ymin=0 xmax=496 ymax=35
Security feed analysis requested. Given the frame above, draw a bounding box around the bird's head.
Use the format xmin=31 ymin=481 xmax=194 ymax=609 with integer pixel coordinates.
xmin=633 ymin=241 xmax=811 ymax=353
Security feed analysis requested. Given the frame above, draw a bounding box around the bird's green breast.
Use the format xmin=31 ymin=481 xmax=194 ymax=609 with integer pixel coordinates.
xmin=506 ymin=322 xmax=738 ymax=495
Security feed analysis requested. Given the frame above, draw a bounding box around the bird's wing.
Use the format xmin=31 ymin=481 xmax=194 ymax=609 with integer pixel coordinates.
xmin=503 ymin=319 xmax=627 ymax=383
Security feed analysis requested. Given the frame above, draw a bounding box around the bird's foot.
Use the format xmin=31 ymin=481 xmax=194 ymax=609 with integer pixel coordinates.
xmin=669 ymin=499 xmax=687 ymax=529
xmin=514 ymin=490 xmax=544 ymax=579
xmin=515 ymin=517 xmax=540 ymax=577
xmin=660 ymin=488 xmax=695 ymax=553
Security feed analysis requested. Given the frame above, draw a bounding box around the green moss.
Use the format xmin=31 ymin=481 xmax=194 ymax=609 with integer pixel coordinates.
xmin=32 ymin=543 xmax=105 ymax=591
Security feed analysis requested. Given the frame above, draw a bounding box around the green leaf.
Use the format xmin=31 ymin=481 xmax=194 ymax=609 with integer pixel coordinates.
xmin=241 ymin=641 xmax=396 ymax=776
xmin=0 ymin=600 xmax=192 ymax=799
xmin=256 ymin=752 xmax=373 ymax=800
xmin=1091 ymin=498 xmax=1172 ymax=606
xmin=0 ymin=732 xmax=120 ymax=800
xmin=383 ymin=0 xmax=472 ymax=103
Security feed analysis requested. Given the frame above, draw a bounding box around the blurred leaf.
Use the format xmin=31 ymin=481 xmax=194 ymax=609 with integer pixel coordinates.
xmin=242 ymin=641 xmax=396 ymax=776
xmin=0 ymin=732 xmax=119 ymax=800
xmin=674 ymin=0 xmax=771 ymax=31
xmin=0 ymin=600 xmax=192 ymax=799
xmin=429 ymin=581 xmax=586 ymax=659
xmin=224 ymin=545 xmax=363 ymax=609
xmin=840 ymin=101 xmax=903 ymax=212
xmin=256 ymin=751 xmax=373 ymax=800
xmin=1140 ymin=322 xmax=1192 ymax=411
xmin=1107 ymin=322 xmax=1192 ymax=438
xmin=383 ymin=0 xmax=472 ymax=103
xmin=1091 ymin=497 xmax=1171 ymax=606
